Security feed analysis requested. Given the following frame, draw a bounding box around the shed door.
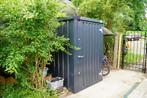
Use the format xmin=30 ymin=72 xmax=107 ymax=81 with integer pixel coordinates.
xmin=75 ymin=21 xmax=102 ymax=92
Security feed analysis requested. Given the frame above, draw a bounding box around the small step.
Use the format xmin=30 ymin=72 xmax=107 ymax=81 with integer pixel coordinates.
xmin=127 ymin=79 xmax=147 ymax=98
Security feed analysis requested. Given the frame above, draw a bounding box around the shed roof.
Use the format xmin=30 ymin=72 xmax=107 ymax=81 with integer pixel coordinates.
xmin=102 ymin=27 xmax=114 ymax=36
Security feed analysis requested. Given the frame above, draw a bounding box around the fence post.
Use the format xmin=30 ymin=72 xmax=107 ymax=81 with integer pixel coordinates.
xmin=121 ymin=34 xmax=126 ymax=69
xmin=144 ymin=31 xmax=147 ymax=73
xmin=113 ymin=34 xmax=119 ymax=69
xmin=117 ymin=34 xmax=123 ymax=69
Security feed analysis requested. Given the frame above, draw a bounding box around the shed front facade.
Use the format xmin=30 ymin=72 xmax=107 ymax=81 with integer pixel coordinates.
xmin=52 ymin=16 xmax=104 ymax=93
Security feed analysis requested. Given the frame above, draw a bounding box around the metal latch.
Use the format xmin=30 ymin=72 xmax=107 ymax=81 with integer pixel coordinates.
xmin=78 ymin=56 xmax=84 ymax=58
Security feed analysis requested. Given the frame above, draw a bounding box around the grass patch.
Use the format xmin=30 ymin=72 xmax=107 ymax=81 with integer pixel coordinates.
xmin=124 ymin=52 xmax=143 ymax=64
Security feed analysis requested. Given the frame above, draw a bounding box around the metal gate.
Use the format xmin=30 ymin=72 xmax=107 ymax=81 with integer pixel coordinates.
xmin=122 ymin=31 xmax=147 ymax=73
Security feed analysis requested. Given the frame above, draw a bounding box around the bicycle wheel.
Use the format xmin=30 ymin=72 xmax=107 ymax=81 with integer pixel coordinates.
xmin=102 ymin=66 xmax=110 ymax=76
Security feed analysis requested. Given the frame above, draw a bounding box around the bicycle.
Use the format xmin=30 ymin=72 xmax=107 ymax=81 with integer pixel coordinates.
xmin=102 ymin=55 xmax=110 ymax=76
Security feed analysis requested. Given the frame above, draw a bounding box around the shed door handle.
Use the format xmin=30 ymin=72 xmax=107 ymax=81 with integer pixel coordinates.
xmin=78 ymin=56 xmax=84 ymax=58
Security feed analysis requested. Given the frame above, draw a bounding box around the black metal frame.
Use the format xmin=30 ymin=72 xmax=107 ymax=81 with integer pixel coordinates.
xmin=122 ymin=31 xmax=147 ymax=73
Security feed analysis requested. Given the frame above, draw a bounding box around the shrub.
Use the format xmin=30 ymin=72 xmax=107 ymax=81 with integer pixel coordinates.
xmin=0 ymin=0 xmax=70 ymax=97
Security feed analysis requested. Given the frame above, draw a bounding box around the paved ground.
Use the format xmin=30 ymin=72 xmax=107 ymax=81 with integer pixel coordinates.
xmin=65 ymin=70 xmax=146 ymax=98
xmin=128 ymin=79 xmax=147 ymax=98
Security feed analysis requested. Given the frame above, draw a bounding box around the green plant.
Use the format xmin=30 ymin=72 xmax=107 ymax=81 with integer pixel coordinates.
xmin=72 ymin=0 xmax=146 ymax=32
xmin=126 ymin=31 xmax=147 ymax=36
xmin=1 ymin=85 xmax=58 ymax=98
xmin=104 ymin=36 xmax=114 ymax=61
xmin=124 ymin=52 xmax=143 ymax=64
xmin=0 ymin=0 xmax=71 ymax=97
xmin=72 ymin=0 xmax=146 ymax=64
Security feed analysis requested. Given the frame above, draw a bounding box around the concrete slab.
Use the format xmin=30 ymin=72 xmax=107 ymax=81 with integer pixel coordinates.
xmin=128 ymin=79 xmax=147 ymax=98
xmin=64 ymin=70 xmax=146 ymax=98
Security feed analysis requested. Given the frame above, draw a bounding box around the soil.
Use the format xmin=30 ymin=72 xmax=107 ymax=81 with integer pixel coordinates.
xmin=0 ymin=76 xmax=16 ymax=84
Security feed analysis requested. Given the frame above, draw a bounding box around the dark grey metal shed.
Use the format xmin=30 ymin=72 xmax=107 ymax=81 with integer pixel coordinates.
xmin=52 ymin=16 xmax=104 ymax=93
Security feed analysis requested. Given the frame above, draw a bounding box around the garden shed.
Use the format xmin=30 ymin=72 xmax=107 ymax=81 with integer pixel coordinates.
xmin=51 ymin=16 xmax=104 ymax=93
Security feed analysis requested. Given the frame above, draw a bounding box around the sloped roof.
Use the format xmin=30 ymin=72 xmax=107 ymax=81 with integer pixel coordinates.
xmin=102 ymin=27 xmax=114 ymax=36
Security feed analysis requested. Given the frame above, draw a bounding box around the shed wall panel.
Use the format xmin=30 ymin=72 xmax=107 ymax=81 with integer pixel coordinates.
xmin=52 ymin=16 xmax=103 ymax=93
